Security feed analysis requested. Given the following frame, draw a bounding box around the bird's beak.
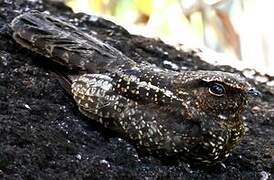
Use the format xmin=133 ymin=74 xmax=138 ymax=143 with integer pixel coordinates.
xmin=247 ymin=87 xmax=262 ymax=97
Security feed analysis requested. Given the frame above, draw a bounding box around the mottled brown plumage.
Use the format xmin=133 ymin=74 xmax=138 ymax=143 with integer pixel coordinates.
xmin=11 ymin=11 xmax=260 ymax=165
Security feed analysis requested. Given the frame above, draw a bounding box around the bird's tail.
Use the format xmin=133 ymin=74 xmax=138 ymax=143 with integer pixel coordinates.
xmin=11 ymin=10 xmax=133 ymax=73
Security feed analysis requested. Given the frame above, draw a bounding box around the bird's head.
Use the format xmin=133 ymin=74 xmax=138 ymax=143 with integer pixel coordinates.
xmin=174 ymin=71 xmax=260 ymax=122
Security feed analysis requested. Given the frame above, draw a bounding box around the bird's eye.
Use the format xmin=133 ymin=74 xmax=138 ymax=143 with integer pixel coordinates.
xmin=209 ymin=83 xmax=225 ymax=96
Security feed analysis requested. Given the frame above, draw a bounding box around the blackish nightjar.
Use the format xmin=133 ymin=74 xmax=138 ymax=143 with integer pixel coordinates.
xmin=11 ymin=11 xmax=260 ymax=165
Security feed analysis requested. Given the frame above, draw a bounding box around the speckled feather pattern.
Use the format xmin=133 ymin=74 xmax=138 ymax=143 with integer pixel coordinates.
xmin=11 ymin=11 xmax=255 ymax=165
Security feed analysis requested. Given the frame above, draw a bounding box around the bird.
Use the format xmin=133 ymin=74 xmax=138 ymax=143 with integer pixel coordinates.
xmin=11 ymin=11 xmax=260 ymax=165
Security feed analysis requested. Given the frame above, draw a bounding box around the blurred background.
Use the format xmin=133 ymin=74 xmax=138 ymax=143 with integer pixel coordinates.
xmin=64 ymin=0 xmax=274 ymax=75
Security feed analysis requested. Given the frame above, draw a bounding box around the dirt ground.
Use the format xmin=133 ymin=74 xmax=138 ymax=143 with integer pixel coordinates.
xmin=0 ymin=0 xmax=273 ymax=179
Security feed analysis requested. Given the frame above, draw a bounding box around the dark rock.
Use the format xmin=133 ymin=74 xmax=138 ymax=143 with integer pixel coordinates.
xmin=0 ymin=0 xmax=273 ymax=179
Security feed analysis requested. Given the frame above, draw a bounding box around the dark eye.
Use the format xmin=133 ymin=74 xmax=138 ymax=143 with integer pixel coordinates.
xmin=209 ymin=83 xmax=225 ymax=96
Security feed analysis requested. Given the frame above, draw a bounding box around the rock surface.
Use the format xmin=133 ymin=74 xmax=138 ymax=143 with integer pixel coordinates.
xmin=0 ymin=0 xmax=273 ymax=179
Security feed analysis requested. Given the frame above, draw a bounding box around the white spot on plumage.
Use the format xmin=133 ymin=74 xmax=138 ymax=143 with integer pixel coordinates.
xmin=163 ymin=60 xmax=179 ymax=71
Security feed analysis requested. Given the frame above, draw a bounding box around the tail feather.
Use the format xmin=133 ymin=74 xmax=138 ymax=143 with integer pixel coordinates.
xmin=11 ymin=11 xmax=133 ymax=73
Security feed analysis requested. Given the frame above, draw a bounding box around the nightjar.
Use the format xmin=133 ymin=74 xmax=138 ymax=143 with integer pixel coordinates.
xmin=10 ymin=11 xmax=260 ymax=165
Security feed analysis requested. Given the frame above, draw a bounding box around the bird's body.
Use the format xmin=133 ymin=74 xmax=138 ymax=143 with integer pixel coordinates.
xmin=11 ymin=11 xmax=258 ymax=165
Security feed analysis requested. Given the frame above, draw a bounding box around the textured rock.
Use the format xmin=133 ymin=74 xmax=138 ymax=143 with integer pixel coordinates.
xmin=0 ymin=0 xmax=273 ymax=179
